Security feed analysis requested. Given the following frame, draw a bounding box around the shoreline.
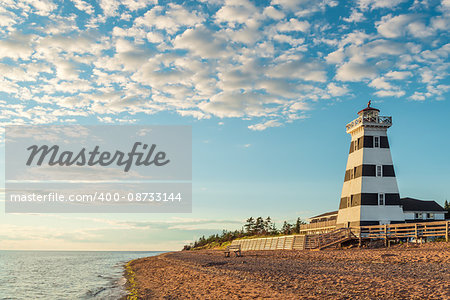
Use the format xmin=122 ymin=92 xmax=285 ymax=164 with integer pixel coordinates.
xmin=125 ymin=243 xmax=449 ymax=299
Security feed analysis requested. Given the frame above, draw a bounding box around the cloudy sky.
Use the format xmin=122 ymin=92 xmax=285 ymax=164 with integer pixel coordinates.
xmin=0 ymin=0 xmax=449 ymax=250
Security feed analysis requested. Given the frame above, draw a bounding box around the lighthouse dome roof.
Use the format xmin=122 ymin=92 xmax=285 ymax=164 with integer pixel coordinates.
xmin=358 ymin=100 xmax=380 ymax=114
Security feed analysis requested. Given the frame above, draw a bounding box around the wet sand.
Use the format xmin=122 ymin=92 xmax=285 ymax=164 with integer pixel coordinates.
xmin=127 ymin=243 xmax=449 ymax=299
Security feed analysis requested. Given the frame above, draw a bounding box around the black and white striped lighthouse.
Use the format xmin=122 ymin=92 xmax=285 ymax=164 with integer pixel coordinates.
xmin=336 ymin=102 xmax=405 ymax=227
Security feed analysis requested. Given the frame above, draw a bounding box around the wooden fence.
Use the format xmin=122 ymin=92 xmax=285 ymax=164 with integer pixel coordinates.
xmin=299 ymin=220 xmax=337 ymax=235
xmin=230 ymin=220 xmax=449 ymax=252
xmin=231 ymin=235 xmax=307 ymax=250
xmin=359 ymin=220 xmax=449 ymax=241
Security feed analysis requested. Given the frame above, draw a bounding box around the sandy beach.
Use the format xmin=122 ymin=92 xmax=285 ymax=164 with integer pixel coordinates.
xmin=126 ymin=242 xmax=449 ymax=299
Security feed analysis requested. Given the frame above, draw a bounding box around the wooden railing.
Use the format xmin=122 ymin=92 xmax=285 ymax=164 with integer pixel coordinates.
xmin=306 ymin=228 xmax=354 ymax=250
xmin=359 ymin=220 xmax=449 ymax=241
xmin=299 ymin=220 xmax=337 ymax=234
xmin=346 ymin=115 xmax=392 ymax=131
xmin=231 ymin=235 xmax=307 ymax=251
xmin=231 ymin=220 xmax=449 ymax=252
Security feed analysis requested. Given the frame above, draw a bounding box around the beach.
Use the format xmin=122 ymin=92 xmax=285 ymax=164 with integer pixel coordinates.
xmin=126 ymin=243 xmax=449 ymax=299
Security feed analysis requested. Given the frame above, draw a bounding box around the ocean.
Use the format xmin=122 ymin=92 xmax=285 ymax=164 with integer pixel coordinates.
xmin=0 ymin=250 xmax=164 ymax=299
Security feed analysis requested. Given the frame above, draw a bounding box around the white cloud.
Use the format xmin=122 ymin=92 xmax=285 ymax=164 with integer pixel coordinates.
xmin=369 ymin=77 xmax=394 ymax=90
xmin=121 ymin=0 xmax=157 ymax=11
xmin=276 ymin=18 xmax=310 ymax=32
xmin=135 ymin=4 xmax=204 ymax=34
xmin=248 ymin=119 xmax=282 ymax=131
xmin=325 ymin=48 xmax=345 ymax=64
xmin=146 ymin=31 xmax=164 ymax=43
xmin=272 ymin=34 xmax=304 ymax=46
xmin=377 ymin=14 xmax=414 ymax=38
xmin=376 ymin=14 xmax=438 ymax=39
xmin=214 ymin=0 xmax=258 ymax=25
xmin=385 ymin=71 xmax=412 ymax=80
xmin=25 ymin=0 xmax=57 ymax=16
xmin=359 ymin=0 xmax=408 ymax=10
xmin=0 ymin=33 xmax=34 ymax=60
xmin=374 ymin=89 xmax=405 ymax=97
xmin=173 ymin=25 xmax=228 ymax=58
xmin=409 ymin=92 xmax=426 ymax=101
xmin=0 ymin=0 xmax=448 ymax=130
xmin=327 ymin=83 xmax=349 ymax=96
xmin=71 ymin=0 xmax=94 ymax=14
xmin=336 ymin=60 xmax=378 ymax=81
xmin=407 ymin=21 xmax=434 ymax=38
xmin=99 ymin=0 xmax=120 ymax=17
xmin=263 ymin=6 xmax=285 ymax=20
xmin=343 ymin=9 xmax=365 ymax=23
xmin=199 ymin=91 xmax=268 ymax=118
xmin=268 ymin=59 xmax=327 ymax=82
xmin=290 ymin=101 xmax=310 ymax=111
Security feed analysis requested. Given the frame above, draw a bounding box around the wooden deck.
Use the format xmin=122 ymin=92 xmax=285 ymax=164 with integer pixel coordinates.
xmin=359 ymin=220 xmax=449 ymax=241
xmin=231 ymin=220 xmax=449 ymax=251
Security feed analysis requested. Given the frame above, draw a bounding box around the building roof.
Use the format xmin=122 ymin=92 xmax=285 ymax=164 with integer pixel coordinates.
xmin=400 ymin=197 xmax=445 ymax=212
xmin=309 ymin=210 xmax=338 ymax=220
xmin=358 ymin=101 xmax=380 ymax=114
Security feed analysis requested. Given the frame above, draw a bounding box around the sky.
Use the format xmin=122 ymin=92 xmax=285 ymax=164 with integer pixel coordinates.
xmin=0 ymin=0 xmax=449 ymax=250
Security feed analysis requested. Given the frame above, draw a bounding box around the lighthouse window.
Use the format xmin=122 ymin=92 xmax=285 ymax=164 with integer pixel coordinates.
xmin=378 ymin=193 xmax=384 ymax=205
xmin=374 ymin=136 xmax=380 ymax=148
xmin=376 ymin=165 xmax=382 ymax=177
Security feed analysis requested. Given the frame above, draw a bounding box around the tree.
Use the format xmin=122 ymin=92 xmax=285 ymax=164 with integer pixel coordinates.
xmin=281 ymin=221 xmax=292 ymax=235
xmin=270 ymin=222 xmax=278 ymax=235
xmin=294 ymin=217 xmax=305 ymax=234
xmin=255 ymin=217 xmax=265 ymax=234
xmin=244 ymin=217 xmax=255 ymax=234
xmin=445 ymin=200 xmax=450 ymax=219
xmin=264 ymin=217 xmax=271 ymax=233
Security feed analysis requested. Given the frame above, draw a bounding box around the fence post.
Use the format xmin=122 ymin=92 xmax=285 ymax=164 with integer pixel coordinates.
xmin=415 ymin=223 xmax=418 ymax=243
xmin=384 ymin=224 xmax=388 ymax=247
xmin=446 ymin=221 xmax=449 ymax=242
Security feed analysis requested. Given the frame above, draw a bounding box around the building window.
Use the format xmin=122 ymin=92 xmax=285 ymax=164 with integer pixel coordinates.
xmin=376 ymin=165 xmax=382 ymax=177
xmin=347 ymin=196 xmax=352 ymax=208
xmin=354 ymin=140 xmax=358 ymax=151
xmin=374 ymin=136 xmax=380 ymax=148
xmin=415 ymin=213 xmax=423 ymax=219
xmin=426 ymin=213 xmax=434 ymax=219
xmin=378 ymin=193 xmax=384 ymax=205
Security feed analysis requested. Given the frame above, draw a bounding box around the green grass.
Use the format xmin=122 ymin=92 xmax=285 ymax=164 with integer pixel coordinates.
xmin=125 ymin=260 xmax=139 ymax=300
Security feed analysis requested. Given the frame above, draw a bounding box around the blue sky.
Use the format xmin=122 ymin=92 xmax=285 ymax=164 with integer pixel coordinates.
xmin=0 ymin=0 xmax=449 ymax=250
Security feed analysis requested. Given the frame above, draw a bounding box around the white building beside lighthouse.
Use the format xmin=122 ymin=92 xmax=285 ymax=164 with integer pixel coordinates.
xmin=336 ymin=101 xmax=405 ymax=227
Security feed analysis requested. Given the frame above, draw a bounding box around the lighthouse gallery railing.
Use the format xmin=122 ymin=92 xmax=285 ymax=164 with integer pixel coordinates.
xmin=346 ymin=115 xmax=392 ymax=131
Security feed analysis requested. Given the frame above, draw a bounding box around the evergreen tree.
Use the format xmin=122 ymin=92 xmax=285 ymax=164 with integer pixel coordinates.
xmin=270 ymin=222 xmax=278 ymax=235
xmin=264 ymin=216 xmax=272 ymax=234
xmin=445 ymin=200 xmax=450 ymax=219
xmin=294 ymin=217 xmax=305 ymax=234
xmin=255 ymin=217 xmax=265 ymax=234
xmin=244 ymin=217 xmax=255 ymax=234
xmin=281 ymin=221 xmax=292 ymax=235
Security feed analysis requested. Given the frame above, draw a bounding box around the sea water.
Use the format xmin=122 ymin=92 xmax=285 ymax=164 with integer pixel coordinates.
xmin=0 ymin=250 xmax=164 ymax=299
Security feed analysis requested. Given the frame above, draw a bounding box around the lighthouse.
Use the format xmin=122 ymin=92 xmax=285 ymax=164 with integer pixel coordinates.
xmin=336 ymin=102 xmax=405 ymax=227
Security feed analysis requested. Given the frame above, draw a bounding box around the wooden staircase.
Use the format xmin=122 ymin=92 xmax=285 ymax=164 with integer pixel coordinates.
xmin=307 ymin=228 xmax=356 ymax=250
